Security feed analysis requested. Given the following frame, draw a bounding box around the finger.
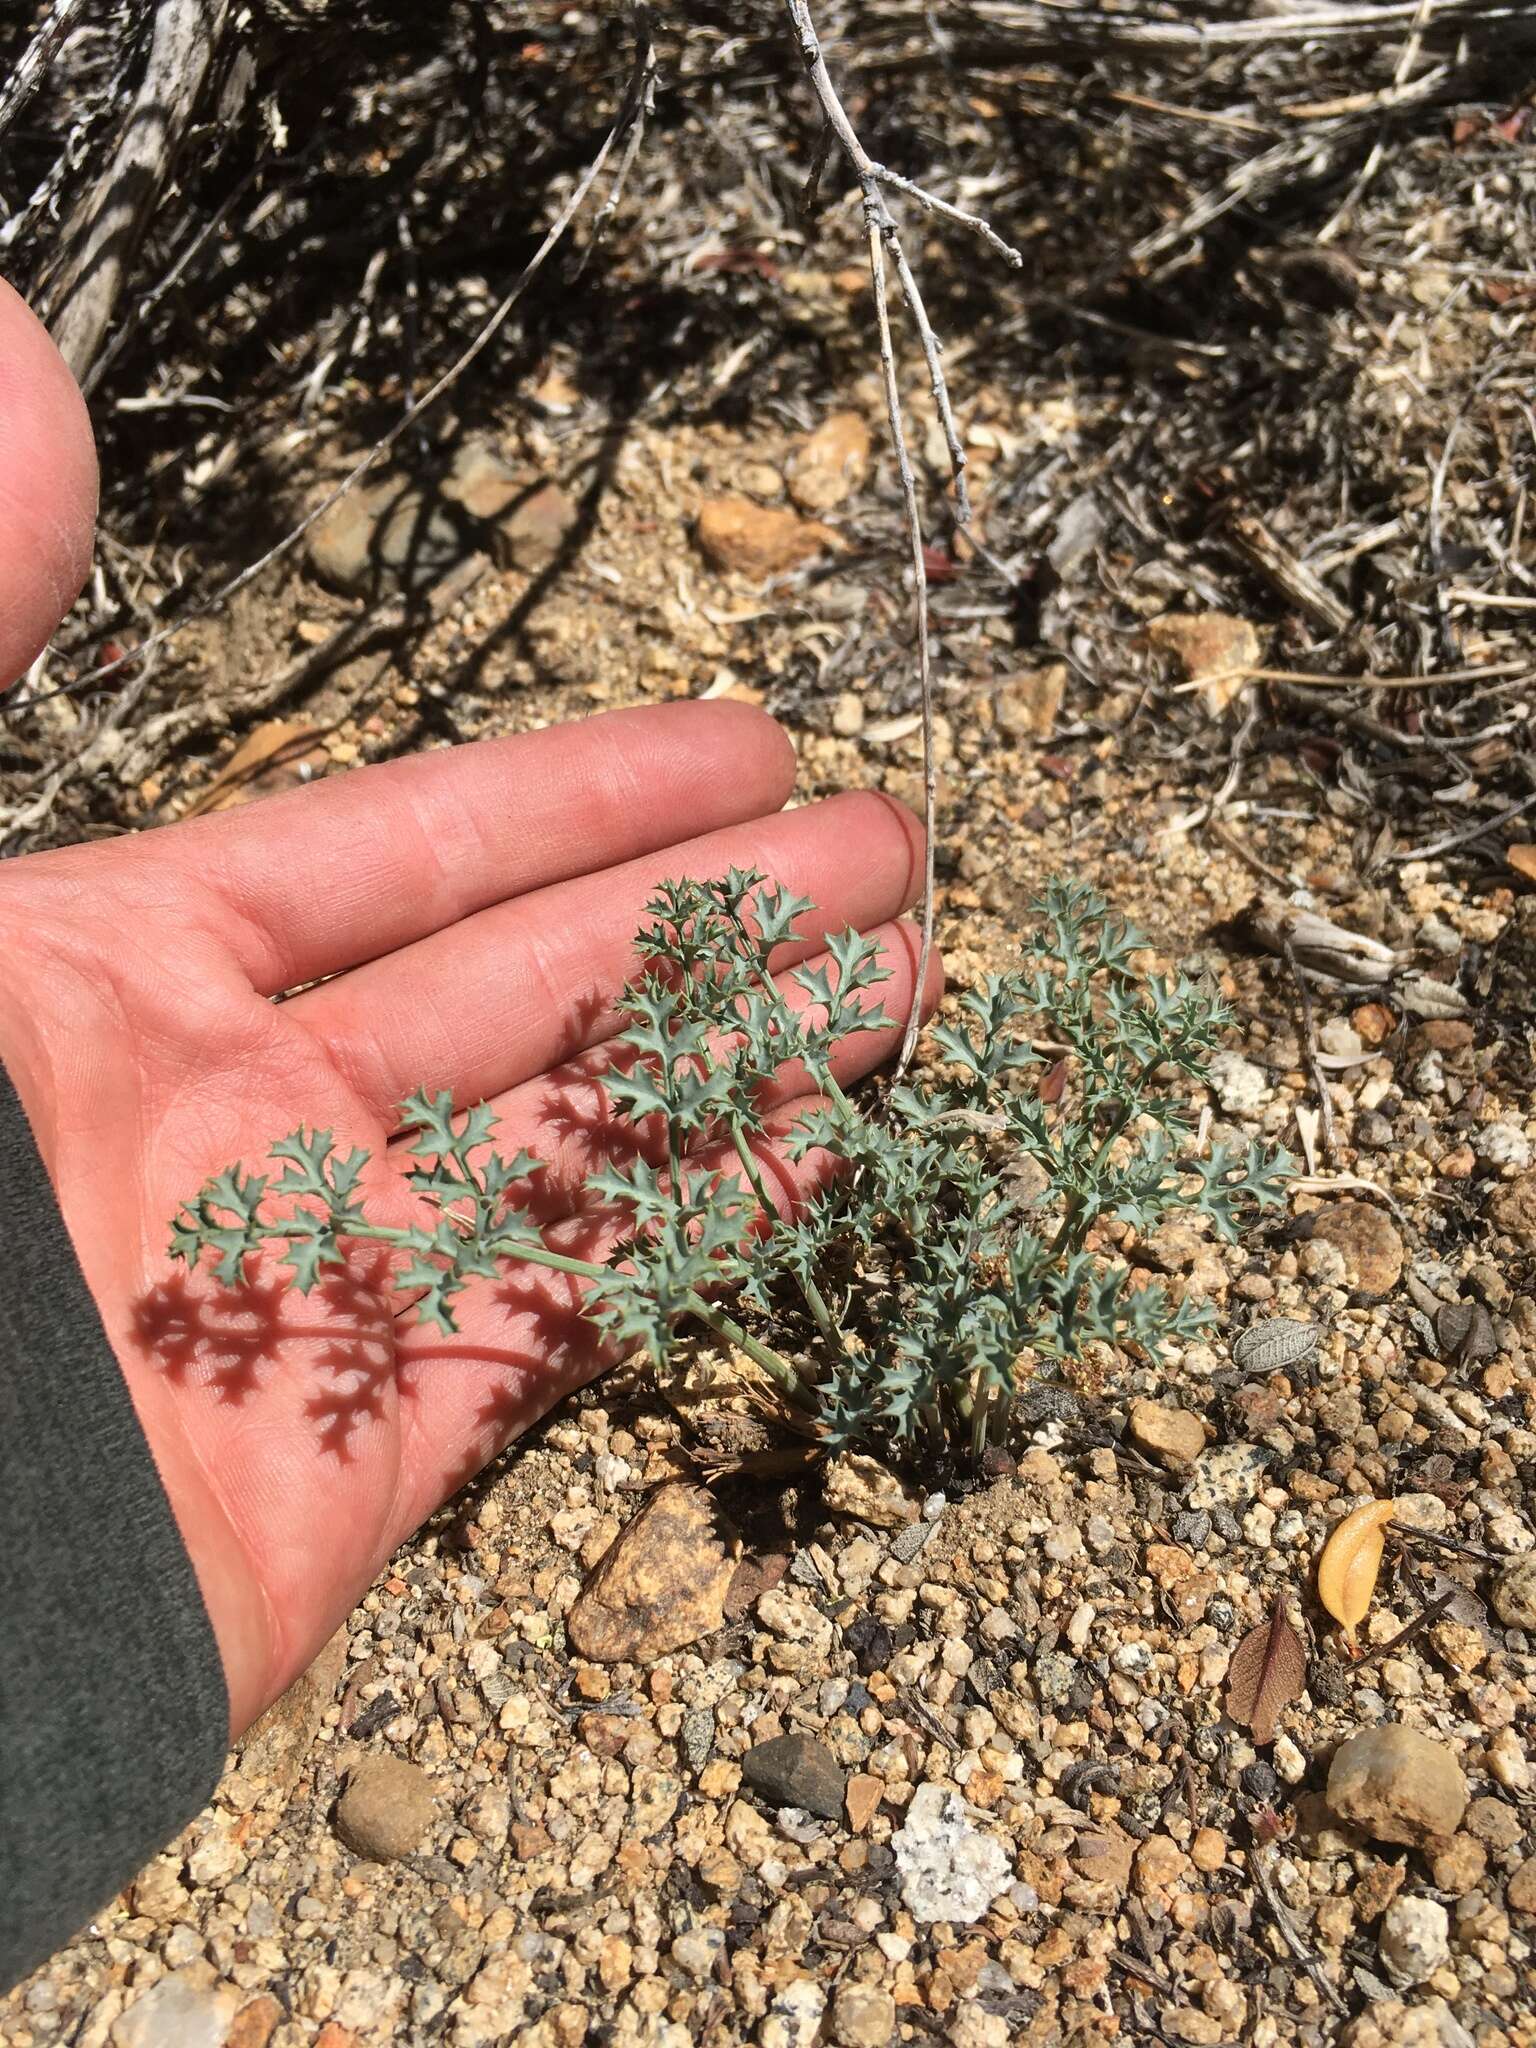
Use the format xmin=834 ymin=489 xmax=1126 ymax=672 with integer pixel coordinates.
xmin=383 ymin=914 xmax=939 ymax=1217
xmin=0 ymin=280 xmax=98 ymax=688
xmin=159 ymin=700 xmax=798 ymax=994
xmin=291 ymin=787 xmax=924 ymax=1123
xmin=388 ymin=1092 xmax=843 ymax=1528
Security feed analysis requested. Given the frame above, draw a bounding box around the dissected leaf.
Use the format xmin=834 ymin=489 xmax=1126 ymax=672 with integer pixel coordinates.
xmin=1225 ymin=1599 xmax=1308 ymax=1745
xmin=1317 ymin=1498 xmax=1396 ymax=1642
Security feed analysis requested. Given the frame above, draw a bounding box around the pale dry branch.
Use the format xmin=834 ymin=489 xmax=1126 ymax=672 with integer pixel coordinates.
xmin=0 ymin=0 xmax=89 ymax=146
xmin=871 ymin=0 xmax=1529 ymax=55
xmin=782 ymin=0 xmax=1024 ymax=1070
xmin=41 ymin=0 xmax=233 ymax=387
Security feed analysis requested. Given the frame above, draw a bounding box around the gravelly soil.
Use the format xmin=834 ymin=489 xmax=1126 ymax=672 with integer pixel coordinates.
xmin=4 ymin=14 xmax=1535 ymax=2045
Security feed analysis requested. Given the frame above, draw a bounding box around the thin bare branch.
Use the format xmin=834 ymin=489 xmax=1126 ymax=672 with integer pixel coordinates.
xmin=782 ymin=0 xmax=1024 ymax=1071
xmin=0 ymin=0 xmax=89 ymax=145
xmin=42 ymin=0 xmax=234 ymax=387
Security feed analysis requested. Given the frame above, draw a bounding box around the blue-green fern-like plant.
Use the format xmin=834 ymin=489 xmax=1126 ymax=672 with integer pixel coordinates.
xmin=169 ymin=873 xmax=1290 ymax=1461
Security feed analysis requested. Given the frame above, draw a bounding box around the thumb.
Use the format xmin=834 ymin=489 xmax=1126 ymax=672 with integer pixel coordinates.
xmin=0 ymin=278 xmax=98 ymax=688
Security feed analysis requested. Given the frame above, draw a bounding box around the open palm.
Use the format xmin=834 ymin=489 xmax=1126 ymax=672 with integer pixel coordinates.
xmin=0 ymin=283 xmax=937 ymax=1739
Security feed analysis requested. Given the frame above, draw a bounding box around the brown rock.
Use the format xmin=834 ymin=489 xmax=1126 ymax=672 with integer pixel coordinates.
xmin=1190 ymin=1827 xmax=1228 ymax=1873
xmin=334 ymin=1755 xmax=437 ymax=1861
xmin=1068 ymin=1827 xmax=1133 ymax=1891
xmin=1309 ymin=1201 xmax=1404 ymax=1294
xmin=1146 ymin=612 xmax=1261 ymax=713
xmin=308 ymin=479 xmax=461 ymax=594
xmin=127 ymin=1858 xmax=190 ymax=1923
xmin=1488 ymin=1170 xmax=1536 ymax=1249
xmin=577 ymin=1711 xmax=633 ymax=1758
xmin=1338 ymin=2002 xmax=1436 ymax=2048
xmin=1128 ymin=1398 xmax=1206 ymax=1471
xmin=846 ymin=1773 xmax=884 ymax=1834
xmin=1163 ymin=2011 xmax=1223 ymax=2047
xmin=1492 ymin=1556 xmax=1536 ymax=1629
xmin=228 ymin=1996 xmax=284 ymax=2048
xmin=1326 ymin=1724 xmax=1467 ymax=1846
xmin=741 ymin=1732 xmax=846 ymax=1819
xmin=695 ymin=497 xmax=833 ymax=578
xmin=1133 ymin=1834 xmax=1187 ymax=1896
xmin=1507 ymin=1855 xmax=1536 ymax=1916
xmin=1167 ymin=1570 xmax=1217 ymax=1628
xmin=1429 ymin=1619 xmax=1485 ymax=1674
xmin=110 ymin=1969 xmax=244 ymax=2048
xmin=696 ymin=1843 xmax=743 ymax=1896
xmin=735 ymin=459 xmax=784 ymax=500
xmin=498 ymin=481 xmax=577 ymax=573
xmin=1465 ymin=1795 xmax=1522 ymax=1849
xmin=723 ymin=1550 xmax=788 ymax=1622
xmin=1146 ymin=1543 xmax=1196 ymax=1587
xmin=1230 ymin=1382 xmax=1285 ymax=1433
xmin=236 ymin=1626 xmax=348 ymax=1792
xmin=1412 ymin=1019 xmax=1474 ymax=1053
xmin=1352 ymin=1858 xmax=1405 ymax=1922
xmin=1351 ymin=1003 xmax=1396 ymax=1048
xmin=440 ymin=441 xmax=523 ymax=520
xmin=566 ymin=1482 xmax=739 ymax=1662
xmin=996 ymin=664 xmax=1067 ymax=740
xmin=831 ymin=1983 xmax=896 ymax=2048
xmin=787 ymin=411 xmax=871 ymax=514
xmin=1429 ymin=1833 xmax=1487 ymax=1894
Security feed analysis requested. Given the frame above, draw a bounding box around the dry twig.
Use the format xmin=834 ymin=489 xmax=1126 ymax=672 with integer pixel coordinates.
xmin=783 ymin=0 xmax=1022 ymax=1069
xmin=1247 ymin=1841 xmax=1348 ymax=2017
xmin=0 ymin=0 xmax=88 ymax=145
xmin=41 ymin=0 xmax=234 ymax=387
xmin=1279 ymin=929 xmax=1338 ymax=1163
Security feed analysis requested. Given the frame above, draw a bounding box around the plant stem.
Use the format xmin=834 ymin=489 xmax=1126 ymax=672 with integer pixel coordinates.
xmin=258 ymin=1215 xmax=611 ymax=1286
xmin=969 ymin=1372 xmax=991 ymax=1461
xmin=730 ymin=1120 xmax=838 ymax=1339
xmin=688 ymin=1295 xmax=817 ymax=1411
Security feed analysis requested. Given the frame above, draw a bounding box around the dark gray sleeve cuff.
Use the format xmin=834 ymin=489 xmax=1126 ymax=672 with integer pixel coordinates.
xmin=0 ymin=1062 xmax=229 ymax=1992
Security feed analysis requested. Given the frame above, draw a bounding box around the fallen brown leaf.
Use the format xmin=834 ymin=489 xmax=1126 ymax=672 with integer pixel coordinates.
xmin=1225 ymin=1599 xmax=1307 ymax=1745
xmin=184 ymin=720 xmax=322 ymax=816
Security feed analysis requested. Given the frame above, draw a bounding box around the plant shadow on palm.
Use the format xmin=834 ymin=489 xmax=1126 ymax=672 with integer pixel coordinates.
xmin=132 ymin=1256 xmax=403 ymax=1462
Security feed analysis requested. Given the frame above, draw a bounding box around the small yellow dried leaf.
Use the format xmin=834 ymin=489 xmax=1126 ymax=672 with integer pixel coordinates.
xmin=1318 ymin=1498 xmax=1396 ymax=1641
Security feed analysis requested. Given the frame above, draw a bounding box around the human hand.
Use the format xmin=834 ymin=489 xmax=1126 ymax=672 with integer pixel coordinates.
xmin=0 ymin=283 xmax=939 ymax=1739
